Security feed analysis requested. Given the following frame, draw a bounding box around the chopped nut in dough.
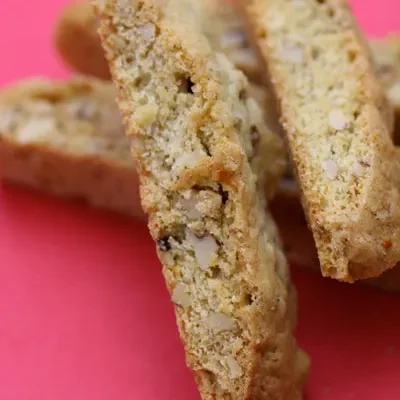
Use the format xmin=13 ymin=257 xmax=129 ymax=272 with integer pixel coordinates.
xmin=186 ymin=229 xmax=218 ymax=270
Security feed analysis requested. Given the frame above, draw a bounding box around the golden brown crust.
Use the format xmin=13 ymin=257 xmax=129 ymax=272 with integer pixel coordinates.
xmin=94 ymin=0 xmax=307 ymax=398
xmin=53 ymin=2 xmax=111 ymax=80
xmin=0 ymin=76 xmax=142 ymax=217
xmin=243 ymin=0 xmax=400 ymax=282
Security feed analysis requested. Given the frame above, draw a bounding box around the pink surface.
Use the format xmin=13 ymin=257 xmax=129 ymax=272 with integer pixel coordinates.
xmin=0 ymin=0 xmax=400 ymax=399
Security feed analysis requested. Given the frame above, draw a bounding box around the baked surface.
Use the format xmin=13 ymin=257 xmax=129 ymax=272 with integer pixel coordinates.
xmin=0 ymin=76 xmax=142 ymax=217
xmin=95 ymin=0 xmax=308 ymax=398
xmin=243 ymin=0 xmax=400 ymax=281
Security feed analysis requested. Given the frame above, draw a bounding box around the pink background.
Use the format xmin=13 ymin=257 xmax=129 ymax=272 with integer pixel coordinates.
xmin=0 ymin=0 xmax=400 ymax=399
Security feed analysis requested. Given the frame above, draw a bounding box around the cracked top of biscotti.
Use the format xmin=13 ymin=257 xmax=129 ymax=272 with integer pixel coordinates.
xmin=243 ymin=0 xmax=400 ymax=281
xmin=95 ymin=0 xmax=307 ymax=398
xmin=0 ymin=76 xmax=131 ymax=165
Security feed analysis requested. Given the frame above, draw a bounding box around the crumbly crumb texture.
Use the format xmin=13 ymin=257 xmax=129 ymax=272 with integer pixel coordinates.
xmin=95 ymin=0 xmax=308 ymax=398
xmin=243 ymin=0 xmax=400 ymax=281
xmin=0 ymin=76 xmax=141 ymax=216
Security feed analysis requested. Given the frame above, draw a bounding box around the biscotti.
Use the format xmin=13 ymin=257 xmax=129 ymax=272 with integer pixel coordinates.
xmin=53 ymin=2 xmax=111 ymax=80
xmin=94 ymin=0 xmax=308 ymax=398
xmin=0 ymin=76 xmax=142 ymax=217
xmin=243 ymin=0 xmax=400 ymax=281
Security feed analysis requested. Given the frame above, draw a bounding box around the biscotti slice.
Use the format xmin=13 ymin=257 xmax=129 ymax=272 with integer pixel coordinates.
xmin=0 ymin=76 xmax=142 ymax=217
xmin=95 ymin=0 xmax=308 ymax=398
xmin=54 ymin=2 xmax=111 ymax=80
xmin=242 ymin=0 xmax=400 ymax=281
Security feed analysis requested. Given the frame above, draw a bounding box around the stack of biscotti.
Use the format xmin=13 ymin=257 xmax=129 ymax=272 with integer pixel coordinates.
xmin=1 ymin=1 xmax=310 ymax=398
xmin=2 ymin=0 xmax=400 ymax=397
xmin=50 ymin=0 xmax=400 ymax=290
xmin=3 ymin=0 xmax=400 ymax=293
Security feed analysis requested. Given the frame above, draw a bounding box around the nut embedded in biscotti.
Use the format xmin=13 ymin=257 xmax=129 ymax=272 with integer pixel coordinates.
xmin=350 ymin=161 xmax=365 ymax=177
xmin=280 ymin=43 xmax=304 ymax=64
xmin=186 ymin=229 xmax=218 ymax=270
xmin=137 ymin=23 xmax=156 ymax=41
xmin=172 ymin=283 xmax=192 ymax=307
xmin=226 ymin=355 xmax=243 ymax=379
xmin=321 ymin=159 xmax=338 ymax=180
xmin=206 ymin=312 xmax=235 ymax=333
xmin=134 ymin=104 xmax=158 ymax=128
xmin=329 ymin=109 xmax=349 ymax=131
xmin=180 ymin=195 xmax=202 ymax=219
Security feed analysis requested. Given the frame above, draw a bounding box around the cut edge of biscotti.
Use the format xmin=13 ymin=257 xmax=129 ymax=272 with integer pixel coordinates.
xmin=0 ymin=76 xmax=142 ymax=217
xmin=241 ymin=0 xmax=400 ymax=282
xmin=94 ymin=0 xmax=308 ymax=398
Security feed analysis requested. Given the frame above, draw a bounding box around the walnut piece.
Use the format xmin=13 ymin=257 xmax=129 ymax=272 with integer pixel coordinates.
xmin=206 ymin=312 xmax=235 ymax=333
xmin=172 ymin=283 xmax=192 ymax=308
xmin=322 ymin=159 xmax=338 ymax=180
xmin=329 ymin=109 xmax=349 ymax=131
xmin=186 ymin=230 xmax=218 ymax=270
